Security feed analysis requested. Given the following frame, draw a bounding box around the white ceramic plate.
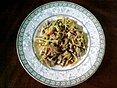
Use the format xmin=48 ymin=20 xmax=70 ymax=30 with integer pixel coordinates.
xmin=16 ymin=1 xmax=105 ymax=87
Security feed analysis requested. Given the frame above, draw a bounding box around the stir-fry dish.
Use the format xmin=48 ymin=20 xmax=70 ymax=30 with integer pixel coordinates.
xmin=34 ymin=16 xmax=88 ymax=67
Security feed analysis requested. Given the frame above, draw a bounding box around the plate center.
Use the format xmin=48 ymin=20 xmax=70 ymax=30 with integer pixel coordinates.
xmin=33 ymin=15 xmax=90 ymax=71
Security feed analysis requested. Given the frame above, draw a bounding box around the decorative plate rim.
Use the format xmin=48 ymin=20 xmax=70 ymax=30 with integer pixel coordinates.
xmin=16 ymin=1 xmax=105 ymax=87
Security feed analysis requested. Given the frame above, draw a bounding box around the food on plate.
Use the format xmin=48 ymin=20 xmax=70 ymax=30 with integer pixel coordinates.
xmin=34 ymin=16 xmax=88 ymax=67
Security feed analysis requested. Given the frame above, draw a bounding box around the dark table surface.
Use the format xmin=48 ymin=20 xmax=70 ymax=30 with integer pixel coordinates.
xmin=0 ymin=0 xmax=117 ymax=88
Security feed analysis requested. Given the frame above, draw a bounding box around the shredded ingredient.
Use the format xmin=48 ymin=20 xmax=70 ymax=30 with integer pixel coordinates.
xmin=34 ymin=16 xmax=88 ymax=67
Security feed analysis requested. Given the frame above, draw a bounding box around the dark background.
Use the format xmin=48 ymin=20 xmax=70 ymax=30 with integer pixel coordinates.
xmin=0 ymin=0 xmax=117 ymax=88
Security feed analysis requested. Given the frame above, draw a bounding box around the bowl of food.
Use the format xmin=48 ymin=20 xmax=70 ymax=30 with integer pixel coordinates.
xmin=33 ymin=16 xmax=89 ymax=70
xmin=16 ymin=1 xmax=105 ymax=87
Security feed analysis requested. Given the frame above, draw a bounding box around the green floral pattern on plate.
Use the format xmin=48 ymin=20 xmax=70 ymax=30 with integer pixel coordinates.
xmin=16 ymin=1 xmax=105 ymax=87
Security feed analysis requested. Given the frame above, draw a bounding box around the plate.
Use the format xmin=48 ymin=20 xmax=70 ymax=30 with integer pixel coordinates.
xmin=16 ymin=1 xmax=105 ymax=87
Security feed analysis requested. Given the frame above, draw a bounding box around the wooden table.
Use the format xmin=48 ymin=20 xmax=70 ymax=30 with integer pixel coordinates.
xmin=0 ymin=0 xmax=117 ymax=88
